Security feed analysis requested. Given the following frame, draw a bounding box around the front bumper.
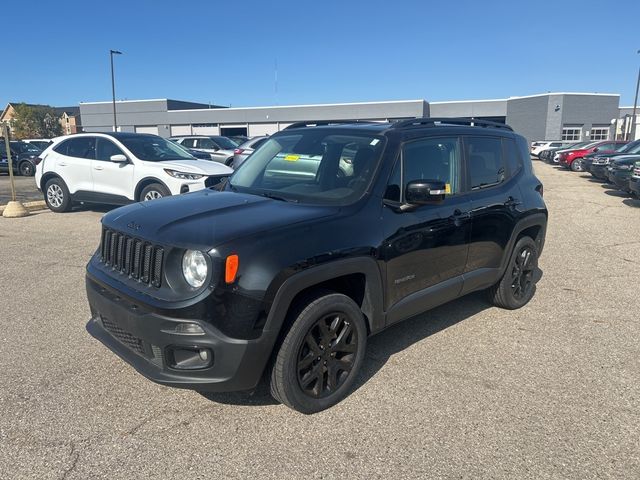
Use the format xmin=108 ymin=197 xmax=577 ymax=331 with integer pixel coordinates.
xmin=629 ymin=176 xmax=640 ymax=195
xmin=85 ymin=274 xmax=277 ymax=392
xmin=590 ymin=164 xmax=609 ymax=179
xmin=611 ymin=171 xmax=632 ymax=191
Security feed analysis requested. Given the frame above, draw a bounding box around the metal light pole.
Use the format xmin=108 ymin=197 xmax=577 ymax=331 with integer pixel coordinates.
xmin=629 ymin=50 xmax=640 ymax=141
xmin=110 ymin=49 xmax=123 ymax=132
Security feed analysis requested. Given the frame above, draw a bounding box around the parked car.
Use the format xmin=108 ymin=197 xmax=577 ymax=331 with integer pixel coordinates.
xmin=531 ymin=141 xmax=564 ymax=157
xmin=583 ymin=139 xmax=640 ymax=175
xmin=85 ymin=117 xmax=547 ymax=413
xmin=0 ymin=140 xmax=42 ymax=176
xmin=232 ymin=136 xmax=269 ymax=169
xmin=167 ymin=139 xmax=214 ymax=160
xmin=538 ymin=142 xmax=581 ymax=162
xmin=228 ymin=135 xmax=248 ymax=146
xmin=557 ymin=141 xmax=627 ymax=171
xmin=35 ymin=132 xmax=232 ymax=212
xmin=23 ymin=138 xmax=53 ymax=150
xmin=170 ymin=136 xmax=237 ymax=165
xmin=628 ymin=161 xmax=640 ymax=197
xmin=550 ymin=142 xmax=593 ymax=164
xmin=605 ymin=155 xmax=640 ymax=193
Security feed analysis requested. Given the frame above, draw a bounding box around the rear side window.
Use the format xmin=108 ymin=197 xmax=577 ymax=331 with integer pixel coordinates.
xmin=96 ymin=138 xmax=125 ymax=161
xmin=54 ymin=137 xmax=96 ymax=159
xmin=402 ymin=136 xmax=462 ymax=195
xmin=466 ymin=136 xmax=505 ymax=189
xmin=180 ymin=138 xmax=195 ymax=148
xmin=503 ymin=138 xmax=523 ymax=176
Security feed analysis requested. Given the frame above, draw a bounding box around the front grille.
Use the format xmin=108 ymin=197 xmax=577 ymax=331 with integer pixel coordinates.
xmin=102 ymin=317 xmax=145 ymax=356
xmin=100 ymin=227 xmax=164 ymax=287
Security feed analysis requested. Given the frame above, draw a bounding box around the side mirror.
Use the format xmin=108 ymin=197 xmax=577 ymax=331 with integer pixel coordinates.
xmin=110 ymin=154 xmax=128 ymax=163
xmin=592 ymin=148 xmax=599 ymax=152
xmin=405 ymin=179 xmax=447 ymax=204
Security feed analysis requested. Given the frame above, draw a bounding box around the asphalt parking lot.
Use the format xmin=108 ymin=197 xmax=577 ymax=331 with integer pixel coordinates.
xmin=0 ymin=162 xmax=639 ymax=479
xmin=0 ymin=174 xmax=42 ymax=204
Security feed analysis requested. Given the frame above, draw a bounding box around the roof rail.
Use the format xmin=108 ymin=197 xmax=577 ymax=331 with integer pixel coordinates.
xmin=284 ymin=120 xmax=382 ymax=130
xmin=392 ymin=117 xmax=513 ymax=131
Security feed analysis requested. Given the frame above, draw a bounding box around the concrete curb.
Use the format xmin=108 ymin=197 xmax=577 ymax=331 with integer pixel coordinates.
xmin=0 ymin=200 xmax=47 ymax=216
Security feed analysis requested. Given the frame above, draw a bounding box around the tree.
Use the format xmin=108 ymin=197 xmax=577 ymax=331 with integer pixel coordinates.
xmin=11 ymin=103 xmax=63 ymax=139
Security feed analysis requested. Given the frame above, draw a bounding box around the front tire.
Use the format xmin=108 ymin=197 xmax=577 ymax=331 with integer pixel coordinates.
xmin=487 ymin=236 xmax=538 ymax=310
xmin=270 ymin=292 xmax=367 ymax=414
xmin=44 ymin=177 xmax=72 ymax=213
xmin=570 ymin=158 xmax=584 ymax=172
xmin=140 ymin=183 xmax=170 ymax=202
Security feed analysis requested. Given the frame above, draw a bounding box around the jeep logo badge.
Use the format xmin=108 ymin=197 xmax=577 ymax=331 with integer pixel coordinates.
xmin=126 ymin=221 xmax=141 ymax=230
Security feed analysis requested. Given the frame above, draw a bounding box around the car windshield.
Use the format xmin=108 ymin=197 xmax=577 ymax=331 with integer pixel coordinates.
xmin=624 ymin=141 xmax=640 ymax=154
xmin=616 ymin=141 xmax=637 ymax=153
xmin=212 ymin=136 xmax=239 ymax=149
xmin=11 ymin=142 xmax=41 ymax=154
xmin=118 ymin=135 xmax=195 ymax=161
xmin=228 ymin=130 xmax=385 ymax=206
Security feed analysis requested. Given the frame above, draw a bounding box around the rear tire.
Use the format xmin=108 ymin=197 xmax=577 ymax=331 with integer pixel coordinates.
xmin=19 ymin=162 xmax=35 ymax=176
xmin=270 ymin=292 xmax=367 ymax=414
xmin=487 ymin=236 xmax=538 ymax=310
xmin=44 ymin=177 xmax=72 ymax=213
xmin=139 ymin=183 xmax=170 ymax=202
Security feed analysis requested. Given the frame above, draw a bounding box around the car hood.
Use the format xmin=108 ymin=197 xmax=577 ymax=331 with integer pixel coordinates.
xmin=101 ymin=190 xmax=339 ymax=250
xmin=612 ymin=154 xmax=640 ymax=165
xmin=154 ymin=159 xmax=232 ymax=175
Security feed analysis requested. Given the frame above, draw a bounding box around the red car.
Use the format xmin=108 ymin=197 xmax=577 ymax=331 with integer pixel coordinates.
xmin=558 ymin=140 xmax=628 ymax=172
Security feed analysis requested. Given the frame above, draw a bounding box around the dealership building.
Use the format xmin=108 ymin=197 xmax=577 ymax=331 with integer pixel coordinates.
xmin=78 ymin=92 xmax=639 ymax=143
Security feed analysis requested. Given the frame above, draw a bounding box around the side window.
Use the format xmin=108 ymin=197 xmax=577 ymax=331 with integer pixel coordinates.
xmin=96 ymin=138 xmax=125 ymax=161
xmin=252 ymin=138 xmax=267 ymax=149
xmin=59 ymin=137 xmax=96 ymax=160
xmin=384 ymin=159 xmax=401 ymax=202
xmin=503 ymin=138 xmax=523 ymax=177
xmin=180 ymin=138 xmax=195 ymax=148
xmin=402 ymin=136 xmax=461 ymax=195
xmin=466 ymin=136 xmax=505 ymax=189
xmin=198 ymin=138 xmax=216 ymax=149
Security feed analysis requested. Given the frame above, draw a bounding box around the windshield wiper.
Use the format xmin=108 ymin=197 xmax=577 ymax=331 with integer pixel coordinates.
xmin=259 ymin=192 xmax=298 ymax=203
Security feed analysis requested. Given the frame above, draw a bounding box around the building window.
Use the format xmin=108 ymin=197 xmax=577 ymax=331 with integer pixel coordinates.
xmin=590 ymin=127 xmax=609 ymax=141
xmin=561 ymin=127 xmax=582 ymax=141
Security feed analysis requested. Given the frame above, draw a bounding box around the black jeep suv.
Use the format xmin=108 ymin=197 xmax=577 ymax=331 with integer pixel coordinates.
xmin=86 ymin=118 xmax=547 ymax=413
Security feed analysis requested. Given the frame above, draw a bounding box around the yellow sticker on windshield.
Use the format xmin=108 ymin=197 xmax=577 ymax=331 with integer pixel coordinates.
xmin=445 ymin=183 xmax=451 ymax=194
xmin=284 ymin=155 xmax=300 ymax=161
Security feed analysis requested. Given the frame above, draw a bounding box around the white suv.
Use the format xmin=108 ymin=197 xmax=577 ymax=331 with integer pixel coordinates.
xmin=531 ymin=141 xmax=564 ymax=157
xmin=35 ymin=132 xmax=232 ymax=213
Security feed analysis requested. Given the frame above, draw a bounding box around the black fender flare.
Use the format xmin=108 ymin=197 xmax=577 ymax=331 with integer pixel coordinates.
xmin=263 ymin=257 xmax=385 ymax=337
xmin=499 ymin=212 xmax=547 ymax=274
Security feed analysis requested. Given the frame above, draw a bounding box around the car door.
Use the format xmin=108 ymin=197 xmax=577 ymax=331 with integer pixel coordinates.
xmin=381 ymin=135 xmax=472 ymax=322
xmin=52 ymin=136 xmax=96 ymax=194
xmin=462 ymin=135 xmax=523 ymax=293
xmin=93 ymin=137 xmax=135 ymax=202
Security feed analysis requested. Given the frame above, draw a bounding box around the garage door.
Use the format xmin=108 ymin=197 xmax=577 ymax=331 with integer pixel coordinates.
xmin=135 ymin=125 xmax=159 ymax=135
xmin=248 ymin=123 xmax=278 ymax=136
xmin=192 ymin=124 xmax=219 ymax=135
xmin=170 ymin=125 xmax=192 ymax=136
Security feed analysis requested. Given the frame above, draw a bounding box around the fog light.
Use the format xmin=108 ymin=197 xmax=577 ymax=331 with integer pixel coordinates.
xmin=168 ymin=347 xmax=213 ymax=370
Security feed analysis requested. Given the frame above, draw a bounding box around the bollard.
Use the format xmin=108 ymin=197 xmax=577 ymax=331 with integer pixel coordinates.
xmin=2 ymin=123 xmax=29 ymax=218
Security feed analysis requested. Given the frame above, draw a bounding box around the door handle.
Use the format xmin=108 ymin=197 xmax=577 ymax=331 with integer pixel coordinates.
xmin=504 ymin=196 xmax=522 ymax=208
xmin=58 ymin=162 xmax=67 ymax=167
xmin=94 ymin=166 xmax=104 ymax=170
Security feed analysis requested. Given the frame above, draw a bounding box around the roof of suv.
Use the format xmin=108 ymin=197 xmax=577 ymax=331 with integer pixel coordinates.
xmin=283 ymin=117 xmax=514 ymax=135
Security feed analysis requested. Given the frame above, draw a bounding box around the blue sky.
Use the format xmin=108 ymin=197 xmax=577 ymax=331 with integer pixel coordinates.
xmin=2 ymin=0 xmax=639 ymax=108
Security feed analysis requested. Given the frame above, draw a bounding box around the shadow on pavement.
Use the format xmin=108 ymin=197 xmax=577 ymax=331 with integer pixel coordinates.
xmin=622 ymin=198 xmax=640 ymax=208
xmin=200 ymin=267 xmax=544 ymax=409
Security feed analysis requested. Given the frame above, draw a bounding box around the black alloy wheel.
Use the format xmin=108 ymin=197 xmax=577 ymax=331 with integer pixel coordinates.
xmin=296 ymin=313 xmax=358 ymax=398
xmin=510 ymin=245 xmax=535 ymax=301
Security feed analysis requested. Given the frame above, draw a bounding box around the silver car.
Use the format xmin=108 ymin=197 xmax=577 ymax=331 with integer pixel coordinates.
xmin=170 ymin=136 xmax=238 ymax=165
xmin=232 ymin=136 xmax=269 ymax=169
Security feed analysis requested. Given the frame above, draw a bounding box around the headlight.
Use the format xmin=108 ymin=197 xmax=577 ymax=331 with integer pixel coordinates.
xmin=182 ymin=250 xmax=208 ymax=288
xmin=164 ymin=169 xmax=204 ymax=180
xmin=619 ymin=164 xmax=634 ymax=171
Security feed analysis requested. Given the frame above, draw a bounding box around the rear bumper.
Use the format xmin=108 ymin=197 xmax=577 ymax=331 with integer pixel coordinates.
xmin=85 ymin=274 xmax=277 ymax=392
